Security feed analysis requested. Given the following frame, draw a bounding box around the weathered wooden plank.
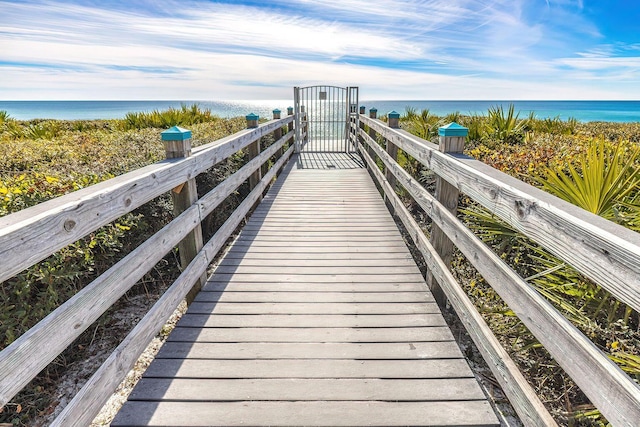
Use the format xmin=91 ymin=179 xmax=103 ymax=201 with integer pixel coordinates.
xmin=0 ymin=117 xmax=293 ymax=284
xmin=154 ymin=341 xmax=464 ymax=359
xmin=218 ymin=257 xmax=417 ymax=266
xmin=142 ymin=358 xmax=473 ymax=379
xmin=228 ymin=240 xmax=410 ymax=247
xmin=175 ymin=313 xmax=447 ymax=328
xmin=112 ymin=400 xmax=499 ymax=426
xmin=360 ymin=115 xmax=640 ymax=314
xmin=0 ymin=202 xmax=201 ymax=408
xmin=220 ymin=251 xmax=414 ymax=260
xmin=49 ymin=141 xmax=297 ymax=427
xmin=193 ymin=291 xmax=433 ymax=303
xmin=167 ymin=326 xmax=453 ymax=343
xmin=210 ymin=265 xmax=420 ymax=275
xmin=360 ymin=142 xmax=557 ymax=426
xmin=207 ymin=273 xmax=425 ymax=283
xmin=127 ymin=378 xmax=485 ymax=401
xmin=239 ymin=230 xmax=402 ymax=236
xmin=186 ymin=302 xmax=440 ymax=315
xmin=225 ymin=244 xmax=411 ymax=252
xmin=202 ymin=281 xmax=427 ymax=292
xmin=362 ymin=135 xmax=640 ymax=426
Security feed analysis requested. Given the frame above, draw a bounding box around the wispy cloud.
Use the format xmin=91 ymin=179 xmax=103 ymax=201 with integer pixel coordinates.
xmin=0 ymin=0 xmax=638 ymax=99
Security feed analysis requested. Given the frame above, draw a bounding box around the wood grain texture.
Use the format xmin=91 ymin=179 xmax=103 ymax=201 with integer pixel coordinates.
xmin=360 ymin=140 xmax=557 ymax=426
xmin=359 ymin=115 xmax=640 ymax=314
xmin=0 ymin=117 xmax=293 ymax=284
xmin=361 ymin=133 xmax=640 ymax=426
xmin=113 ymin=153 xmax=498 ymax=426
xmin=49 ymin=135 xmax=296 ymax=426
xmin=113 ymin=401 xmax=499 ymax=427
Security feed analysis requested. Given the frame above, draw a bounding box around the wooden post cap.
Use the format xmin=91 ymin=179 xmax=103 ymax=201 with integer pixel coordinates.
xmin=161 ymin=126 xmax=192 ymax=141
xmin=369 ymin=107 xmax=377 ymax=119
xmin=438 ymin=122 xmax=468 ymax=137
xmin=388 ymin=111 xmax=400 ymax=128
xmin=287 ymin=106 xmax=294 ymax=115
xmin=245 ymin=113 xmax=259 ymax=128
xmin=359 ymin=106 xmax=366 ymax=114
xmin=273 ymin=109 xmax=281 ymax=119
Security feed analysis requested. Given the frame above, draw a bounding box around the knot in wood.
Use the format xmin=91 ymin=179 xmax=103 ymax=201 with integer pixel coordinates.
xmin=514 ymin=200 xmax=533 ymax=220
xmin=64 ymin=219 xmax=76 ymax=232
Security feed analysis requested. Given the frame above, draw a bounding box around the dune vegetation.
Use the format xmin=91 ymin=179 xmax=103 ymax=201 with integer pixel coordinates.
xmin=0 ymin=103 xmax=638 ymax=426
xmin=0 ymin=105 xmax=250 ymax=425
xmin=399 ymin=105 xmax=640 ymax=426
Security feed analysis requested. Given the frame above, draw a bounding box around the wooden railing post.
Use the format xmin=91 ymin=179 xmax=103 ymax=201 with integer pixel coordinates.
xmin=386 ymin=111 xmax=400 ymax=192
xmin=366 ymin=107 xmax=378 ymax=167
xmin=273 ymin=109 xmax=283 ymax=159
xmin=246 ymin=113 xmax=262 ymax=200
xmin=428 ymin=122 xmax=468 ymax=307
xmin=287 ymin=106 xmax=294 ymax=144
xmin=161 ymin=126 xmax=206 ymax=303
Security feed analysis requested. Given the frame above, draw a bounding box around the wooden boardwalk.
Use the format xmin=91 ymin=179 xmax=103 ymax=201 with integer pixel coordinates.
xmin=112 ymin=154 xmax=499 ymax=426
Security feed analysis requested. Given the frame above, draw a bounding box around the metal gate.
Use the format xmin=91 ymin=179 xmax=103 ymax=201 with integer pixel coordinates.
xmin=294 ymin=86 xmax=358 ymax=153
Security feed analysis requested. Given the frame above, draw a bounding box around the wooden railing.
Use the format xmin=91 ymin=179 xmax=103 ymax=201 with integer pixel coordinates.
xmin=0 ymin=111 xmax=296 ymax=426
xmin=354 ymin=112 xmax=640 ymax=427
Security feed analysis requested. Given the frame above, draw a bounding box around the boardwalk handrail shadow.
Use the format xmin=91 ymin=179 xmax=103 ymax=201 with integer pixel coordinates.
xmin=356 ymin=113 xmax=640 ymax=426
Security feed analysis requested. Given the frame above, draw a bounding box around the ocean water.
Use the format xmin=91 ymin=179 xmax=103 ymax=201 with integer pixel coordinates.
xmin=0 ymin=100 xmax=639 ymax=123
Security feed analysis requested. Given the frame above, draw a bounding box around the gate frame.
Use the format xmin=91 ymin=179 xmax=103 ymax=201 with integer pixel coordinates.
xmin=294 ymin=85 xmax=358 ymax=154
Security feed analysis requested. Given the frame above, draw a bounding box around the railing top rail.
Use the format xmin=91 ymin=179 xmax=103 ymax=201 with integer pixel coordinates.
xmin=359 ymin=114 xmax=640 ymax=313
xmin=0 ymin=115 xmax=294 ymax=284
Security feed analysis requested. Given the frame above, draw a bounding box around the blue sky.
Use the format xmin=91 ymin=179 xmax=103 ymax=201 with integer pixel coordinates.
xmin=1 ymin=0 xmax=639 ymax=100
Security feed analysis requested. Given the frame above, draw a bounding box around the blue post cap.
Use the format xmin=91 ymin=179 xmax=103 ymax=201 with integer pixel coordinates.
xmin=438 ymin=122 xmax=469 ymax=137
xmin=161 ymin=126 xmax=192 ymax=141
xmin=287 ymin=106 xmax=293 ymax=111
xmin=246 ymin=113 xmax=259 ymax=121
xmin=369 ymin=107 xmax=378 ymax=112
xmin=273 ymin=109 xmax=281 ymax=114
xmin=388 ymin=111 xmax=400 ymax=119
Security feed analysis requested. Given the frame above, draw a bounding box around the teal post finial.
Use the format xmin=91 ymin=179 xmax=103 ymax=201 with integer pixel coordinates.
xmin=369 ymin=107 xmax=377 ymax=119
xmin=359 ymin=106 xmax=366 ymax=114
xmin=438 ymin=122 xmax=468 ymax=137
xmin=161 ymin=125 xmax=192 ymax=141
xmin=246 ymin=113 xmax=259 ymax=128
xmin=438 ymin=122 xmax=468 ymax=153
xmin=273 ymin=109 xmax=281 ymax=119
xmin=287 ymin=106 xmax=293 ymax=115
xmin=388 ymin=111 xmax=400 ymax=128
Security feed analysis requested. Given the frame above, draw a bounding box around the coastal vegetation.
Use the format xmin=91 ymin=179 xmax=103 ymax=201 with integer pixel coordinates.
xmin=0 ymin=105 xmax=248 ymax=425
xmin=399 ymin=105 xmax=640 ymax=426
xmin=0 ymin=103 xmax=638 ymax=426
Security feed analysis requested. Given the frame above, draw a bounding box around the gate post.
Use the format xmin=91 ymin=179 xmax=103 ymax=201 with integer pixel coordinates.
xmin=428 ymin=122 xmax=468 ymax=308
xmin=162 ymin=126 xmax=206 ymax=303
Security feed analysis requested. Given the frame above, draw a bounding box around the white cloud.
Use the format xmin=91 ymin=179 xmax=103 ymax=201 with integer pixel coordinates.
xmin=0 ymin=0 xmax=639 ymax=99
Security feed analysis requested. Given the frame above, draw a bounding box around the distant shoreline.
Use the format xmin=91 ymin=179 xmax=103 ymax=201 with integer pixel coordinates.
xmin=1 ymin=100 xmax=639 ymax=122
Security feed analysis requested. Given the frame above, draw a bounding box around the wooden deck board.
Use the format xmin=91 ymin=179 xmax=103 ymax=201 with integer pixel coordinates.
xmin=112 ymin=153 xmax=499 ymax=426
xmin=166 ymin=326 xmax=454 ymax=343
xmin=113 ymin=401 xmax=499 ymax=427
xmin=192 ymin=291 xmax=434 ymax=303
